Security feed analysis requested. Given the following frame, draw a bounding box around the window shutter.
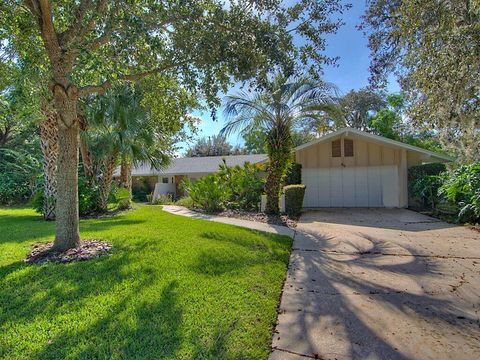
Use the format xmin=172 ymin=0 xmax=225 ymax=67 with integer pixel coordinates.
xmin=344 ymin=139 xmax=354 ymax=157
xmin=332 ymin=139 xmax=341 ymax=157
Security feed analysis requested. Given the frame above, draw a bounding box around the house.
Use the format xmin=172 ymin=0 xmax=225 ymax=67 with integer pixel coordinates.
xmin=294 ymin=128 xmax=453 ymax=208
xmin=122 ymin=128 xmax=452 ymax=208
xmin=121 ymin=154 xmax=267 ymax=199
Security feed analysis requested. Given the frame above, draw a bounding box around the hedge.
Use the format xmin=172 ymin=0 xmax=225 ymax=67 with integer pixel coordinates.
xmin=284 ymin=184 xmax=306 ymax=217
xmin=285 ymin=163 xmax=302 ymax=185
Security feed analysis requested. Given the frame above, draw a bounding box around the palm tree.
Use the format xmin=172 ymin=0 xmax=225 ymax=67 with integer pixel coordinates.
xmin=85 ymin=85 xmax=170 ymax=211
xmin=221 ymin=74 xmax=339 ymax=214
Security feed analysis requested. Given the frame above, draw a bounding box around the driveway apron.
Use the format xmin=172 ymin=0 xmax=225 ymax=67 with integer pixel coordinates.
xmin=270 ymin=209 xmax=480 ymax=360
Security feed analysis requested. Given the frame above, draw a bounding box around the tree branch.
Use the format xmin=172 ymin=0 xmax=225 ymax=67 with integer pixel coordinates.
xmin=59 ymin=0 xmax=94 ymax=45
xmin=78 ymin=63 xmax=179 ymax=97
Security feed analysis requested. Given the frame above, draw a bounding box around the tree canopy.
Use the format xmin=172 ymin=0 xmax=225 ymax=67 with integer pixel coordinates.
xmin=361 ymin=0 xmax=480 ymax=161
xmin=185 ymin=134 xmax=245 ymax=157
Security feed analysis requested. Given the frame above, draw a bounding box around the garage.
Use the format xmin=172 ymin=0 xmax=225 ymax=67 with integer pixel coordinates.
xmin=295 ymin=128 xmax=453 ymax=208
xmin=302 ymin=165 xmax=399 ymax=208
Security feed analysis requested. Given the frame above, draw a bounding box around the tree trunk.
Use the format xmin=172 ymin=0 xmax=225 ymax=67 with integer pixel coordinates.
xmin=265 ymin=158 xmax=284 ymax=214
xmin=265 ymin=127 xmax=292 ymax=215
xmin=52 ymin=84 xmax=81 ymax=252
xmin=54 ymin=123 xmax=81 ymax=250
xmin=79 ymin=134 xmax=94 ymax=177
xmin=39 ymin=108 xmax=59 ymax=220
xmin=120 ymin=159 xmax=132 ymax=197
xmin=98 ymin=153 xmax=118 ymax=211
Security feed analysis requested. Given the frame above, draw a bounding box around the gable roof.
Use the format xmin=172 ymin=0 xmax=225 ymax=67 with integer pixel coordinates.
xmin=295 ymin=128 xmax=454 ymax=162
xmin=126 ymin=154 xmax=268 ymax=177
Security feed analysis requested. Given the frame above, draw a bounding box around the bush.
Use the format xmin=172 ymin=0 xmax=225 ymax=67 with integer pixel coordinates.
xmin=408 ymin=163 xmax=447 ymax=208
xmin=32 ymin=174 xmax=103 ymax=216
xmin=439 ymin=163 xmax=480 ymax=223
xmin=183 ymin=174 xmax=230 ymax=213
xmin=175 ymin=196 xmax=194 ymax=209
xmin=152 ymin=193 xmax=174 ymax=205
xmin=284 ymin=163 xmax=302 ymax=185
xmin=0 ymin=149 xmax=40 ymax=205
xmin=218 ymin=161 xmax=264 ymax=211
xmin=284 ymin=184 xmax=306 ymax=217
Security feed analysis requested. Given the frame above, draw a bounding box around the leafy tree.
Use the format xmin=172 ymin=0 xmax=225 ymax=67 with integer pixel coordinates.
xmin=222 ymin=74 xmax=338 ymax=214
xmin=2 ymin=0 xmax=349 ymax=251
xmin=186 ymin=134 xmax=245 ymax=157
xmin=369 ymin=93 xmax=443 ymax=152
xmin=84 ymin=80 xmax=197 ymax=211
xmin=339 ymin=88 xmax=385 ymax=131
xmin=361 ymin=0 xmax=480 ymax=161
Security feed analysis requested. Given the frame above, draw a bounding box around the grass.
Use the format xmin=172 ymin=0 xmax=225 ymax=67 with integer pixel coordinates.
xmin=0 ymin=205 xmax=291 ymax=359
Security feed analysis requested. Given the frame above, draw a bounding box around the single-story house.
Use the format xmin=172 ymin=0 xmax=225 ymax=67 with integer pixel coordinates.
xmin=119 ymin=128 xmax=452 ymax=208
xmin=118 ymin=154 xmax=267 ymax=199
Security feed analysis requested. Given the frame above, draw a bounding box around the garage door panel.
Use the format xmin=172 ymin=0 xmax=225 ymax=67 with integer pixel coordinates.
xmin=342 ymin=168 xmax=356 ymax=207
xmin=317 ymin=170 xmax=331 ymax=207
xmin=303 ymin=169 xmax=318 ymax=207
xmin=367 ymin=167 xmax=382 ymax=207
xmin=354 ymin=168 xmax=369 ymax=207
xmin=302 ymin=166 xmax=399 ymax=208
xmin=330 ymin=169 xmax=343 ymax=207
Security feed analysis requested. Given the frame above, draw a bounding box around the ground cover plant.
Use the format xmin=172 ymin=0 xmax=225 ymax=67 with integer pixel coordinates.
xmin=0 ymin=205 xmax=291 ymax=359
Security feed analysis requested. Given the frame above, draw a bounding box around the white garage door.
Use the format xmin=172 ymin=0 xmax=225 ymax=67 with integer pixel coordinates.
xmin=302 ymin=165 xmax=400 ymax=208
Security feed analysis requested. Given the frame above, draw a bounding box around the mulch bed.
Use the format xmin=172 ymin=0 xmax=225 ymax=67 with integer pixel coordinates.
xmin=25 ymin=240 xmax=112 ymax=265
xmin=215 ymin=209 xmax=297 ymax=228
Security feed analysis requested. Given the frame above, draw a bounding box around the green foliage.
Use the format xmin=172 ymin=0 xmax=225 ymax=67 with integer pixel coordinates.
xmin=152 ymin=194 xmax=175 ymax=205
xmin=222 ymin=73 xmax=338 ymax=214
xmin=0 ymin=206 xmax=291 ymax=359
xmin=132 ymin=177 xmax=155 ymax=202
xmin=362 ymin=0 xmax=480 ymax=161
xmin=408 ymin=163 xmax=447 ymax=208
xmin=218 ymin=160 xmax=265 ymax=211
xmin=0 ymin=149 xmax=40 ymax=205
xmin=175 ymin=196 xmax=194 ymax=209
xmin=439 ymin=163 xmax=480 ymax=223
xmin=186 ymin=134 xmax=245 ymax=157
xmin=284 ymin=163 xmax=302 ymax=186
xmin=183 ymin=174 xmax=231 ymax=213
xmin=284 ymin=185 xmax=306 ymax=217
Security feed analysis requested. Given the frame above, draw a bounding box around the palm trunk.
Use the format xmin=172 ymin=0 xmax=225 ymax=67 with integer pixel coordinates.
xmin=79 ymin=134 xmax=93 ymax=178
xmin=120 ymin=159 xmax=132 ymax=197
xmin=39 ymin=108 xmax=59 ymax=221
xmin=265 ymin=127 xmax=292 ymax=215
xmin=98 ymin=152 xmax=118 ymax=211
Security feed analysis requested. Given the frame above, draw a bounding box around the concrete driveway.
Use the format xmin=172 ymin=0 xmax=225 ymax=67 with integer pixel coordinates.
xmin=270 ymin=209 xmax=480 ymax=360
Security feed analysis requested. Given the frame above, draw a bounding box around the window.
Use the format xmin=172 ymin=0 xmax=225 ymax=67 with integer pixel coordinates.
xmin=162 ymin=177 xmax=169 ymax=184
xmin=344 ymin=139 xmax=354 ymax=157
xmin=332 ymin=139 xmax=341 ymax=157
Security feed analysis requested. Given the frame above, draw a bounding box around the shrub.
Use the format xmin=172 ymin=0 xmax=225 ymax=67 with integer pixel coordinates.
xmin=218 ymin=160 xmax=264 ymax=211
xmin=117 ymin=198 xmax=131 ymax=210
xmin=175 ymin=196 xmax=194 ymax=209
xmin=284 ymin=184 xmax=306 ymax=217
xmin=0 ymin=149 xmax=40 ymax=205
xmin=32 ymin=174 xmax=103 ymax=216
xmin=152 ymin=193 xmax=174 ymax=205
xmin=284 ymin=163 xmax=302 ymax=185
xmin=183 ymin=174 xmax=230 ymax=213
xmin=408 ymin=163 xmax=447 ymax=208
xmin=439 ymin=163 xmax=480 ymax=223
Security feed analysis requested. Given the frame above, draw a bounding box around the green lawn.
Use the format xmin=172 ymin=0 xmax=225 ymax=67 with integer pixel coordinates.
xmin=0 ymin=205 xmax=291 ymax=359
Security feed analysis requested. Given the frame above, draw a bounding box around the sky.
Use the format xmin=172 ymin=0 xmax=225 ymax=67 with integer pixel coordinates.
xmin=179 ymin=1 xmax=400 ymax=154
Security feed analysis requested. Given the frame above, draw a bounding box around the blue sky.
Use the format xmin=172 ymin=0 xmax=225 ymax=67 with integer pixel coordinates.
xmin=179 ymin=1 xmax=399 ymax=154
